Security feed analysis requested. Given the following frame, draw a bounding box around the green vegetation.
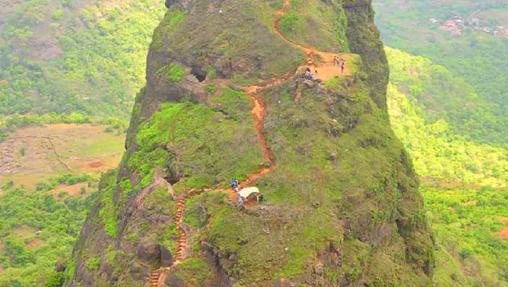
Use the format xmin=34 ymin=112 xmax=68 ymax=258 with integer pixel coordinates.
xmin=386 ymin=48 xmax=508 ymax=285
xmin=424 ymin=186 xmax=508 ymax=286
xmin=0 ymin=0 xmax=504 ymax=285
xmin=375 ymin=0 xmax=508 ymax=145
xmin=130 ymin=88 xmax=264 ymax=192
xmin=173 ymin=258 xmax=213 ymax=285
xmin=386 ymin=47 xmax=506 ymax=147
xmin=151 ymin=0 xmax=304 ymax=84
xmin=85 ymin=256 xmax=101 ymax=271
xmin=97 ymin=173 xmax=119 ymax=238
xmin=156 ymin=63 xmax=186 ymax=82
xmin=0 ymin=181 xmax=94 ymax=286
xmin=279 ymin=0 xmax=349 ymax=52
xmin=173 ymin=77 xmax=433 ymax=285
xmin=387 ymin=79 xmax=507 ymax=187
xmin=0 ymin=113 xmax=127 ymax=142
xmin=0 ymin=0 xmax=165 ymax=120
xmin=152 ymin=9 xmax=187 ymax=50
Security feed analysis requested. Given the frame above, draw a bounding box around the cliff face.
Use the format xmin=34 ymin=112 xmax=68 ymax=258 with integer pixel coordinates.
xmin=66 ymin=1 xmax=434 ymax=286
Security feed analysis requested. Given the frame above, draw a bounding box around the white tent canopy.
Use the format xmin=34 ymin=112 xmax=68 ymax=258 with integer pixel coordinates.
xmin=238 ymin=187 xmax=260 ymax=199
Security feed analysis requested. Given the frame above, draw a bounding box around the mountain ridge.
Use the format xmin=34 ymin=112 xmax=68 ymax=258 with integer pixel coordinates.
xmin=66 ymin=1 xmax=434 ymax=286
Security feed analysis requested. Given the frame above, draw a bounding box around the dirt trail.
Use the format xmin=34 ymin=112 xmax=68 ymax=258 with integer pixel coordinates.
xmin=149 ymin=1 xmax=350 ymax=285
xmin=273 ymin=0 xmax=353 ymax=80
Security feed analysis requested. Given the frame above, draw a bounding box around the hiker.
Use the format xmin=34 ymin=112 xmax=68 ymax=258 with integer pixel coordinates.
xmin=304 ymin=68 xmax=313 ymax=80
xmin=237 ymin=196 xmax=245 ymax=207
xmin=230 ymin=178 xmax=240 ymax=192
xmin=339 ymin=58 xmax=345 ymax=74
xmin=333 ymin=56 xmax=340 ymax=66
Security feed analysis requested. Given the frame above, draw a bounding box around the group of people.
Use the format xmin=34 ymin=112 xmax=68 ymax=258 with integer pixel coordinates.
xmin=334 ymin=56 xmax=346 ymax=74
xmin=303 ymin=56 xmax=346 ymax=81
xmin=230 ymin=178 xmax=264 ymax=206
xmin=230 ymin=178 xmax=245 ymax=206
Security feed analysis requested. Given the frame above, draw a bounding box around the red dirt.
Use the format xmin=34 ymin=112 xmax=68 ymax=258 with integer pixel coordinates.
xmin=273 ymin=0 xmax=352 ymax=80
xmin=497 ymin=218 xmax=508 ymax=241
xmin=53 ymin=183 xmax=88 ymax=197
xmin=88 ymin=160 xmax=104 ymax=168
xmin=25 ymin=238 xmax=42 ymax=250
xmin=149 ymin=1 xmax=352 ymax=285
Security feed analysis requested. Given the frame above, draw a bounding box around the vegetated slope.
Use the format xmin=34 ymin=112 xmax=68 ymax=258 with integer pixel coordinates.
xmin=386 ymin=48 xmax=508 ymax=188
xmin=0 ymin=0 xmax=164 ymax=118
xmin=65 ymin=0 xmax=434 ymax=286
xmin=423 ymin=185 xmax=508 ymax=287
xmin=0 ymin=182 xmax=95 ymax=287
xmin=374 ymin=0 xmax=508 ymax=146
xmin=385 ymin=48 xmax=508 ymax=286
xmin=0 ymin=124 xmax=125 ymax=286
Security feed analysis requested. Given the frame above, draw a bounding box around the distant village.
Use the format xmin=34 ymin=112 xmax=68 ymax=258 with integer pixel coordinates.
xmin=430 ymin=15 xmax=508 ymax=38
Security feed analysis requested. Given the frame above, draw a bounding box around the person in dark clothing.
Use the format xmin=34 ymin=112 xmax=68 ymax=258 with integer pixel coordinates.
xmin=304 ymin=67 xmax=313 ymax=80
xmin=230 ymin=178 xmax=240 ymax=192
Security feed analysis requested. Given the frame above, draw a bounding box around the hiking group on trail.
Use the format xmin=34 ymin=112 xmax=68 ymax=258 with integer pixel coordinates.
xmin=334 ymin=56 xmax=346 ymax=74
xmin=230 ymin=178 xmax=264 ymax=206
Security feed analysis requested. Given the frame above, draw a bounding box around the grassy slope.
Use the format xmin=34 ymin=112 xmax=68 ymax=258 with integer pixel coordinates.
xmin=134 ymin=78 xmax=431 ymax=286
xmin=278 ymin=0 xmax=349 ymax=52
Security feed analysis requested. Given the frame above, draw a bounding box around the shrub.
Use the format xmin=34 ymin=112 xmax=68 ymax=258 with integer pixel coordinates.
xmin=85 ymin=256 xmax=101 ymax=271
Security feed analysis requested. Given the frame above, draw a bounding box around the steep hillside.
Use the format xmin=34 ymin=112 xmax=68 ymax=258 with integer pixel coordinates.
xmin=386 ymin=48 xmax=507 ymax=187
xmin=66 ymin=1 xmax=434 ymax=286
xmin=0 ymin=0 xmax=164 ymax=118
xmin=374 ymin=0 xmax=508 ymax=146
xmin=0 ymin=124 xmax=125 ymax=286
xmin=385 ymin=48 xmax=508 ymax=286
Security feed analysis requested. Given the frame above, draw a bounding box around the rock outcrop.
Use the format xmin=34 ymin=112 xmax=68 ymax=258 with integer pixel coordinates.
xmin=65 ymin=1 xmax=434 ymax=286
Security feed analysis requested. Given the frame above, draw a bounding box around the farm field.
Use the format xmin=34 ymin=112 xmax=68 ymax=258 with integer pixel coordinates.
xmin=0 ymin=124 xmax=124 ymax=191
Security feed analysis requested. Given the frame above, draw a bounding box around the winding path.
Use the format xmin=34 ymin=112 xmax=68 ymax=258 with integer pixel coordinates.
xmin=149 ymin=1 xmax=350 ymax=285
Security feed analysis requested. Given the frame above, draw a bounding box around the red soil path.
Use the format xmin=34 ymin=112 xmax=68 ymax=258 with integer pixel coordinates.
xmin=149 ymin=1 xmax=351 ymax=285
xmin=273 ymin=0 xmax=353 ymax=80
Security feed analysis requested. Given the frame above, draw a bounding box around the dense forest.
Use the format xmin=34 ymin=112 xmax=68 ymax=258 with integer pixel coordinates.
xmin=0 ymin=0 xmax=506 ymax=286
xmin=386 ymin=48 xmax=507 ymax=285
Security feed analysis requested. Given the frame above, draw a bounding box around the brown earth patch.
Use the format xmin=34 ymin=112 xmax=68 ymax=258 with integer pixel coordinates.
xmin=497 ymin=218 xmax=508 ymax=241
xmin=26 ymin=238 xmax=43 ymax=250
xmin=53 ymin=183 xmax=88 ymax=197
xmin=0 ymin=123 xmax=124 ymax=190
xmin=13 ymin=225 xmax=36 ymax=238
xmin=88 ymin=160 xmax=104 ymax=168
